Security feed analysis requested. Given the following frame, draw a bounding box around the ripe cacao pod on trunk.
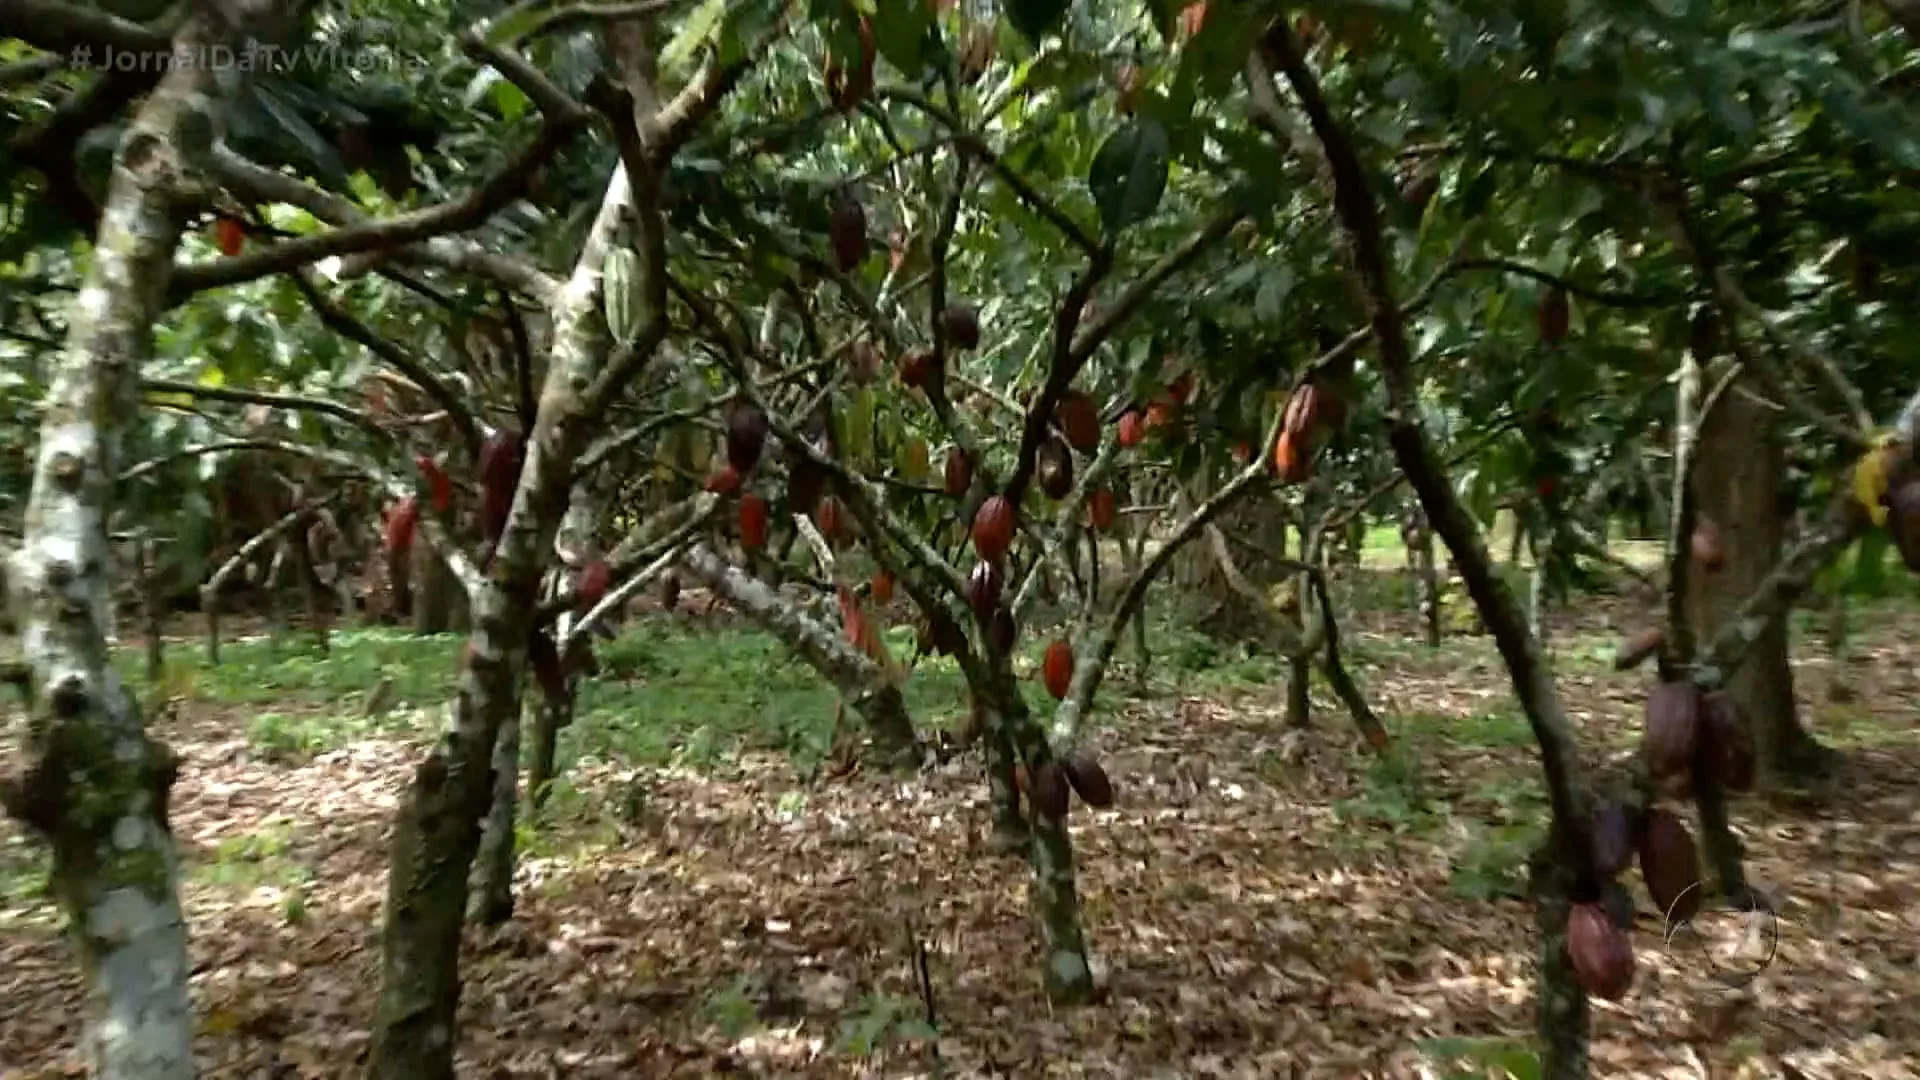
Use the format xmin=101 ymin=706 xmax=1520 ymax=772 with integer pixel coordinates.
xmin=1062 ymin=750 xmax=1114 ymax=807
xmin=966 ymin=559 xmax=1003 ymax=621
xmin=1037 ymin=436 xmax=1074 ymax=499
xmin=1638 ymin=809 xmax=1702 ymax=925
xmin=1591 ymin=799 xmax=1640 ymax=878
xmin=1282 ymin=381 xmax=1321 ymax=441
xmin=829 ymin=194 xmax=867 ymax=273
xmin=1055 ymin=392 xmax=1101 ymax=453
xmin=1117 ymin=410 xmax=1147 ymax=448
xmin=1643 ymin=680 xmax=1702 ymax=784
xmin=940 ymin=302 xmax=980 ymax=349
xmin=1041 ymin=638 xmax=1073 ymax=699
xmin=739 ymin=493 xmax=769 ymax=551
xmin=989 ymin=607 xmax=1017 ymax=654
xmin=972 ymin=495 xmax=1015 ymax=563
xmin=1028 ymin=761 xmax=1071 ymax=818
xmin=477 ymin=428 xmax=525 ymax=556
xmin=1273 ymin=430 xmax=1311 ymax=483
xmin=725 ymin=402 xmax=768 ymax=474
xmin=575 ymin=559 xmax=611 ymax=610
xmin=1088 ymin=487 xmax=1117 ymax=531
xmin=1700 ymin=690 xmax=1755 ymax=792
xmin=899 ymin=348 xmax=937 ymax=389
xmin=705 ymin=464 xmax=742 ymax=495
xmin=1566 ymin=902 xmax=1635 ymax=1000
xmin=944 ymin=447 xmax=972 ymax=497
xmin=384 ymin=497 xmax=419 ymax=559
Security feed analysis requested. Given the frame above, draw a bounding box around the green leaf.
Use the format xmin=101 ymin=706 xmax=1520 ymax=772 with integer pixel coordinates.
xmin=1004 ymin=0 xmax=1071 ymax=45
xmin=869 ymin=0 xmax=931 ymax=76
xmin=480 ymin=0 xmax=550 ymax=45
xmin=661 ymin=0 xmax=729 ymax=74
xmin=1088 ymin=118 xmax=1171 ymax=238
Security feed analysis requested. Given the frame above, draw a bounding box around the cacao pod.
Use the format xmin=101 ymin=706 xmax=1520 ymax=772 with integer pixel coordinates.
xmin=899 ymin=348 xmax=937 ymax=389
xmin=705 ymin=464 xmax=742 ymax=494
xmin=215 ymin=216 xmax=244 ymax=256
xmin=1591 ymin=800 xmax=1639 ymax=878
xmin=417 ymin=454 xmax=453 ymax=514
xmin=989 ymin=607 xmax=1016 ymax=654
xmin=1538 ymin=286 xmax=1570 ymax=344
xmin=815 ymin=494 xmax=843 ymax=540
xmin=1638 ymin=809 xmax=1702 ymax=924
xmin=739 ymin=493 xmax=769 ymax=551
xmin=1088 ymin=487 xmax=1117 ymax=531
xmin=1643 ymin=681 xmax=1702 ymax=784
xmin=1029 ymin=761 xmax=1071 ymax=818
xmin=870 ymin=569 xmax=893 ymax=605
xmin=1037 ymin=437 xmax=1074 ymax=499
xmin=1145 ymin=401 xmax=1175 ymax=431
xmin=575 ymin=559 xmax=612 ymax=611
xmin=943 ymin=447 xmax=973 ymax=497
xmin=1566 ymin=902 xmax=1635 ymax=1000
xmin=966 ymin=560 xmax=1003 ymax=621
xmin=1041 ymin=638 xmax=1073 ymax=699
xmin=1117 ymin=410 xmax=1147 ymax=448
xmin=1700 ymin=691 xmax=1755 ymax=792
xmin=1166 ymin=372 xmax=1193 ymax=404
xmin=829 ymin=195 xmax=867 ymax=273
xmin=1282 ymin=382 xmax=1320 ymax=441
xmin=659 ymin=570 xmax=681 ymax=612
xmin=724 ymin=402 xmax=768 ymax=474
xmin=1114 ymin=61 xmax=1142 ymax=114
xmin=972 ymin=495 xmax=1015 ymax=563
xmin=384 ymin=497 xmax=419 ymax=560
xmin=477 ymin=429 xmax=525 ymax=552
xmin=602 ymin=246 xmax=644 ymax=343
xmin=1055 ymin=392 xmax=1101 ymax=453
xmin=1231 ymin=441 xmax=1252 ymax=465
xmin=1886 ymin=480 xmax=1920 ymax=573
xmin=1177 ymin=0 xmax=1207 ymax=36
xmin=1061 ymin=750 xmax=1114 ymax=807
xmin=940 ymin=303 xmax=980 ymax=349
xmin=1691 ymin=519 xmax=1726 ymax=572
xmin=1273 ymin=430 xmax=1311 ymax=483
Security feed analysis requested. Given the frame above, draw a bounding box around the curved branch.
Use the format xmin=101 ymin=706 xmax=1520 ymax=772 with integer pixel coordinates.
xmin=140 ymin=379 xmax=379 ymax=432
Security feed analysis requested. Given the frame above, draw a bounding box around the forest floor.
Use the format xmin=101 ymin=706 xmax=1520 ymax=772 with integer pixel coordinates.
xmin=3 ymin=570 xmax=1919 ymax=1079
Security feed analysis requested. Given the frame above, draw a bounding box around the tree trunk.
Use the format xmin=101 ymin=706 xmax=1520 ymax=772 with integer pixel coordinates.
xmin=468 ymin=695 xmax=524 ymax=925
xmin=525 ymin=678 xmax=574 ymax=814
xmin=412 ymin=543 xmax=471 ymax=635
xmin=1685 ymin=379 xmax=1832 ymax=787
xmin=369 ymin=161 xmax=661 ymax=1079
xmin=1402 ymin=501 xmax=1441 ymax=646
xmin=0 ymin=19 xmax=256 ymax=1076
xmin=679 ymin=545 xmax=921 ymax=765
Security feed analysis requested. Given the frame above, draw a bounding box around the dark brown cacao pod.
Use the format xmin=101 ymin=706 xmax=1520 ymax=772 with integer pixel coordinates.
xmin=1643 ymin=681 xmax=1702 ymax=784
xmin=943 ymin=447 xmax=972 ymax=498
xmin=1061 ymin=750 xmax=1114 ymax=808
xmin=966 ymin=559 xmax=1003 ymax=621
xmin=1638 ymin=809 xmax=1702 ymax=925
xmin=1591 ymin=799 xmax=1639 ymax=878
xmin=940 ymin=303 xmax=980 ymax=349
xmin=829 ymin=195 xmax=867 ymax=273
xmin=1037 ymin=436 xmax=1074 ymax=499
xmin=1699 ymin=691 xmax=1755 ymax=792
xmin=724 ymin=402 xmax=768 ymax=474
xmin=1028 ymin=761 xmax=1071 ymax=818
xmin=1566 ymin=902 xmax=1635 ymax=1000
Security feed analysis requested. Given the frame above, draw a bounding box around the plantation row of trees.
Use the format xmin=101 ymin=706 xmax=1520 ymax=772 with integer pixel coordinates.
xmin=4 ymin=0 xmax=1920 ymax=1076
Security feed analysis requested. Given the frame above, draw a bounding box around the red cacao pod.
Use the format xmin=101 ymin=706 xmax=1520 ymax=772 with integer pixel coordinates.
xmin=972 ymin=494 xmax=1015 ymax=563
xmin=1041 ymin=638 xmax=1073 ymax=699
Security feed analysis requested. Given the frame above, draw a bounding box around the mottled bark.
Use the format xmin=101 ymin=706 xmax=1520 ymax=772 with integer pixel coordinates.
xmin=369 ymin=163 xmax=649 ymax=1079
xmin=1402 ymin=500 xmax=1441 ymax=646
xmin=1686 ymin=379 xmax=1830 ymax=786
xmin=0 ymin=16 xmax=264 ymax=1078
xmin=468 ymin=693 xmax=523 ymax=926
xmin=138 ymin=537 xmax=164 ymax=688
xmin=524 ymin=678 xmax=573 ymax=814
xmin=1529 ymin=851 xmax=1591 ymax=1080
xmin=679 ymin=544 xmax=921 ymax=766
xmin=412 ymin=542 xmax=472 ymax=635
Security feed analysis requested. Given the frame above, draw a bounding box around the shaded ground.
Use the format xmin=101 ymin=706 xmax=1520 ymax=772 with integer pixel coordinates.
xmin=3 ymin=576 xmax=1918 ymax=1078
